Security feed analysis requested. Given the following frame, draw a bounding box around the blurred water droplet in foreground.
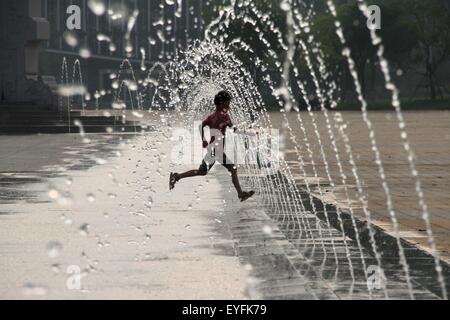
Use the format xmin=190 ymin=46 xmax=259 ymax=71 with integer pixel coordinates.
xmin=23 ymin=283 xmax=48 ymax=296
xmin=88 ymin=0 xmax=106 ymax=16
xmin=48 ymin=189 xmax=60 ymax=200
xmin=262 ymin=225 xmax=273 ymax=235
xmin=51 ymin=264 xmax=61 ymax=274
xmin=146 ymin=196 xmax=153 ymax=209
xmin=63 ymin=31 xmax=78 ymax=47
xmin=79 ymin=223 xmax=90 ymax=236
xmin=46 ymin=241 xmax=62 ymax=258
xmin=244 ymin=264 xmax=253 ymax=271
xmin=79 ymin=47 xmax=91 ymax=59
xmin=86 ymin=193 xmax=95 ymax=203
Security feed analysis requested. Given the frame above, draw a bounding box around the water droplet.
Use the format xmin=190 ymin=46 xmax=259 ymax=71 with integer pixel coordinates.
xmin=57 ymin=196 xmax=72 ymax=207
xmin=63 ymin=31 xmax=78 ymax=47
xmin=88 ymin=0 xmax=106 ymax=16
xmin=48 ymin=189 xmax=60 ymax=200
xmin=79 ymin=223 xmax=90 ymax=236
xmin=51 ymin=264 xmax=61 ymax=274
xmin=95 ymin=157 xmax=107 ymax=165
xmin=79 ymin=47 xmax=91 ymax=59
xmin=146 ymin=196 xmax=153 ymax=208
xmin=86 ymin=193 xmax=95 ymax=202
xmin=262 ymin=225 xmax=273 ymax=235
xmin=46 ymin=241 xmax=62 ymax=258
xmin=23 ymin=283 xmax=48 ymax=296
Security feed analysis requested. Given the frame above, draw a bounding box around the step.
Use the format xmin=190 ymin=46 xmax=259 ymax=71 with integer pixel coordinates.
xmin=0 ymin=125 xmax=146 ymax=135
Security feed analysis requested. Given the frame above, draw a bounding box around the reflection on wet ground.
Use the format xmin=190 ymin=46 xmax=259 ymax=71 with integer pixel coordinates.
xmin=233 ymin=172 xmax=448 ymax=300
xmin=1 ymin=126 xmax=448 ymax=299
xmin=0 ymin=173 xmax=55 ymax=204
xmin=269 ymin=111 xmax=450 ymax=261
xmin=0 ymin=134 xmax=132 ymax=207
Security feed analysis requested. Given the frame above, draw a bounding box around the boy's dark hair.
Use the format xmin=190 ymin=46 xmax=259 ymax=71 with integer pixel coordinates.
xmin=214 ymin=90 xmax=232 ymax=106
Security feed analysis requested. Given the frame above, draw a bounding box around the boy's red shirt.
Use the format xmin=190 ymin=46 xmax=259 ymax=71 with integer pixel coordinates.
xmin=202 ymin=110 xmax=233 ymax=135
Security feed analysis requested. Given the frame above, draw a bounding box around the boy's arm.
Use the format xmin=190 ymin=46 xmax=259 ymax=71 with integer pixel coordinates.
xmin=231 ymin=119 xmax=259 ymax=136
xmin=233 ymin=127 xmax=259 ymax=136
xmin=221 ymin=114 xmax=258 ymax=136
xmin=199 ymin=121 xmax=208 ymax=148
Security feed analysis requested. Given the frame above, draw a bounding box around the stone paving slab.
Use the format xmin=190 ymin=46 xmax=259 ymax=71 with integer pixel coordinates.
xmin=242 ymin=172 xmax=444 ymax=299
xmin=0 ymin=128 xmax=447 ymax=300
xmin=0 ymin=133 xmax=249 ymax=299
xmin=269 ymin=111 xmax=450 ymax=261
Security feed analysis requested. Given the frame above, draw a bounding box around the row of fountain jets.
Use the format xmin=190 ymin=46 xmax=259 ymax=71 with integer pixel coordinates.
xmin=55 ymin=0 xmax=447 ymax=299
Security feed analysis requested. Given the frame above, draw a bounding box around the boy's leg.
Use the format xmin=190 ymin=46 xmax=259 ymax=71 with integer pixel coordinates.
xmin=222 ymin=154 xmax=254 ymax=201
xmin=174 ymin=161 xmax=207 ymax=179
xmin=170 ymin=159 xmax=213 ymax=190
xmin=228 ymin=165 xmax=243 ymax=196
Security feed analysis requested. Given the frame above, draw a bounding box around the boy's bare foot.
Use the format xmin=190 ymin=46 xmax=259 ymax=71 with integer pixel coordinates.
xmin=239 ymin=191 xmax=255 ymax=202
xmin=169 ymin=173 xmax=178 ymax=190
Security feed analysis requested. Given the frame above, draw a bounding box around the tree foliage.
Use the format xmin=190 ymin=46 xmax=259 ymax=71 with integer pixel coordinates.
xmin=204 ymin=0 xmax=450 ymax=100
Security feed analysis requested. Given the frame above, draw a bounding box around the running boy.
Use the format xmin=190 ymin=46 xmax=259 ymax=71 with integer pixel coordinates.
xmin=169 ymin=90 xmax=255 ymax=202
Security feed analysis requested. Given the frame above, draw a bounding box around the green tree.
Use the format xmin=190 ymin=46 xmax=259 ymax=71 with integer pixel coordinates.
xmin=313 ymin=1 xmax=417 ymax=95
xmin=403 ymin=0 xmax=450 ymax=99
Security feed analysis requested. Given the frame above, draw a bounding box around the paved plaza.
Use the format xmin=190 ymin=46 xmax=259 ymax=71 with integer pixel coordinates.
xmin=270 ymin=111 xmax=450 ymax=262
xmin=1 ymin=110 xmax=449 ymax=299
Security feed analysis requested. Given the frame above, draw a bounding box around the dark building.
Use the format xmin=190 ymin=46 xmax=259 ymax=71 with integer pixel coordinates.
xmin=0 ymin=0 xmax=52 ymax=105
xmin=0 ymin=0 xmax=205 ymax=107
xmin=41 ymin=0 xmax=205 ymax=96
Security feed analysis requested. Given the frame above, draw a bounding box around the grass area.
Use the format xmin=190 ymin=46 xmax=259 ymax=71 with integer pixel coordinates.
xmin=336 ymin=98 xmax=450 ymax=111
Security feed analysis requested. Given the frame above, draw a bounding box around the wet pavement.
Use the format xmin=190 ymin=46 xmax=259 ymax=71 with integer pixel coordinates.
xmin=0 ymin=134 xmax=128 ymax=206
xmin=0 ymin=132 xmax=249 ymax=299
xmin=0 ymin=117 xmax=448 ymax=299
xmin=269 ymin=111 xmax=450 ymax=263
xmin=237 ymin=172 xmax=445 ymax=299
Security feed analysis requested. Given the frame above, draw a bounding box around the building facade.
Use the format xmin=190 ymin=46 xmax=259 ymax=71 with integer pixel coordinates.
xmin=41 ymin=0 xmax=205 ymax=95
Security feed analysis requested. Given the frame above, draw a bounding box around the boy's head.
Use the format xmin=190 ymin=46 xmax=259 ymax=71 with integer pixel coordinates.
xmin=214 ymin=90 xmax=232 ymax=111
